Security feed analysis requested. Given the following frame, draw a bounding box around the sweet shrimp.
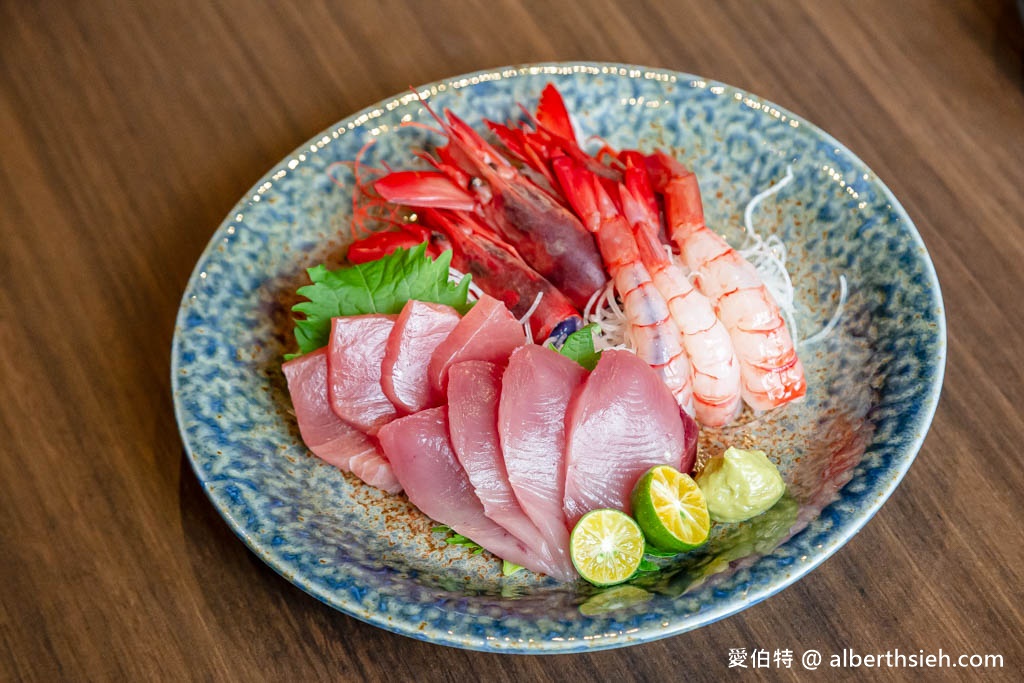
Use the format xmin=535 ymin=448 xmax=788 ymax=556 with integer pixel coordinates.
xmin=372 ymin=96 xmax=607 ymax=310
xmin=645 ymin=151 xmax=806 ymax=411
xmin=553 ymin=154 xmax=695 ymax=415
xmin=619 ymin=156 xmax=743 ymax=426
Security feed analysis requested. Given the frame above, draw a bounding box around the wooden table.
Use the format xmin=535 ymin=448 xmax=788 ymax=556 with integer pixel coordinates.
xmin=3 ymin=1 xmax=1022 ymax=679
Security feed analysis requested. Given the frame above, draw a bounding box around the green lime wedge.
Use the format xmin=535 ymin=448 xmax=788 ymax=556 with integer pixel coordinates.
xmin=570 ymin=509 xmax=645 ymax=586
xmin=631 ymin=465 xmax=711 ymax=552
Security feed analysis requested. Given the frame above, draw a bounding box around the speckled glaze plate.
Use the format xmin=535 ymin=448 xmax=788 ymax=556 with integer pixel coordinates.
xmin=172 ymin=63 xmax=945 ymax=653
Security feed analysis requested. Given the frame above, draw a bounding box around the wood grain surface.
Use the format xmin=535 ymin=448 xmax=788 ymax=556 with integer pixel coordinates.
xmin=2 ymin=1 xmax=1023 ymax=680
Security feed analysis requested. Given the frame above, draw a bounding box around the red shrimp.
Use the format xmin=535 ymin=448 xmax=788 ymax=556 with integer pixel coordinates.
xmin=372 ymin=96 xmax=607 ymax=310
xmin=553 ymin=155 xmax=695 ymax=415
xmin=345 ymin=223 xmax=439 ymax=264
xmin=486 ymin=84 xmax=621 ymax=188
xmin=416 ymin=208 xmax=583 ymax=341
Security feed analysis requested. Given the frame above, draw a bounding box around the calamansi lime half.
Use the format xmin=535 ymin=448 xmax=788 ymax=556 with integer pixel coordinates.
xmin=570 ymin=509 xmax=645 ymax=586
xmin=631 ymin=465 xmax=710 ymax=552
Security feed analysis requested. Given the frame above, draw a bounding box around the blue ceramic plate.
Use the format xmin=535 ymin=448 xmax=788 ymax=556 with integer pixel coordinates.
xmin=172 ymin=63 xmax=945 ymax=652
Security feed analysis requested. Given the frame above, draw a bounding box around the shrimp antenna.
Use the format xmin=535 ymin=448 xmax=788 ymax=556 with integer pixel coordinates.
xmin=393 ymin=87 xmax=446 ymax=137
xmin=516 ymin=102 xmax=539 ymax=128
xmin=407 ymin=86 xmax=449 ymax=133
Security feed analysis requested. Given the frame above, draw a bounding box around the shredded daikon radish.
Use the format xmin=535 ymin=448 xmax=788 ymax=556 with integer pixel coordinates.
xmin=743 ymin=166 xmax=795 ymax=237
xmin=738 ymin=166 xmax=800 ymax=342
xmin=738 ymin=166 xmax=847 ymax=346
xmin=517 ymin=291 xmax=544 ymax=344
xmin=584 ymin=281 xmax=633 ymax=353
xmin=449 ymin=266 xmax=483 ymax=300
xmin=800 ymin=274 xmax=848 ymax=347
xmin=582 ymin=285 xmax=604 ymax=322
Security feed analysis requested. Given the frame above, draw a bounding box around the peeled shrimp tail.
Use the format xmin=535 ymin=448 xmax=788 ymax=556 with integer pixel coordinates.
xmin=648 ymin=152 xmax=807 ymax=411
xmin=716 ymin=287 xmax=807 ymax=410
xmin=631 ymin=227 xmax=743 ymax=426
xmin=611 ymin=257 xmax=695 ymax=414
xmin=620 ymin=167 xmax=743 ymax=426
xmin=554 ymin=155 xmax=694 ymax=415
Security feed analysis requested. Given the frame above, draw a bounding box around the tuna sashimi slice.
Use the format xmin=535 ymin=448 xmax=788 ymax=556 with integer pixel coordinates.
xmin=327 ymin=314 xmax=398 ymax=434
xmin=381 ymin=300 xmax=461 ymax=413
xmin=563 ymin=349 xmax=699 ymax=525
xmin=447 ymin=361 xmax=573 ymax=579
xmin=499 ymin=345 xmax=587 ymax=568
xmin=427 ymin=293 xmax=526 ymax=394
xmin=378 ymin=407 xmax=565 ymax=578
xmin=282 ymin=348 xmax=401 ymax=493
xmin=348 ymin=449 xmax=402 ymax=494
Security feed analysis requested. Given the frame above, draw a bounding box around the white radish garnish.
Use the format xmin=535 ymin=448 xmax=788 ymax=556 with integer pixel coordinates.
xmin=516 ymin=291 xmax=545 ymax=344
xmin=586 ymin=167 xmax=847 ymax=356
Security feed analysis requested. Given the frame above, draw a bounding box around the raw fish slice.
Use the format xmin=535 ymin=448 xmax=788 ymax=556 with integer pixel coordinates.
xmin=563 ymin=349 xmax=699 ymax=525
xmin=327 ymin=314 xmax=398 ymax=434
xmin=378 ymin=407 xmax=567 ymax=579
xmin=447 ymin=361 xmax=572 ymax=578
xmin=348 ymin=449 xmax=402 ymax=494
xmin=381 ymin=300 xmax=461 ymax=413
xmin=499 ymin=345 xmax=587 ymax=567
xmin=282 ymin=348 xmax=402 ymax=493
xmin=427 ymin=293 xmax=526 ymax=394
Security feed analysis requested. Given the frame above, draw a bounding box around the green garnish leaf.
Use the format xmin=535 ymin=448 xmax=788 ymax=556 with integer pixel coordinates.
xmin=643 ymin=543 xmax=679 ymax=558
xmin=289 ymin=243 xmax=473 ymax=356
xmin=549 ymin=323 xmax=601 ymax=370
xmin=446 ymin=534 xmax=485 ymax=555
xmin=502 ymin=560 xmax=524 ymax=576
xmin=431 ymin=527 xmax=533 ymax=576
xmin=636 ymin=558 xmax=661 ymax=573
xmin=433 ymin=524 xmax=483 ymax=553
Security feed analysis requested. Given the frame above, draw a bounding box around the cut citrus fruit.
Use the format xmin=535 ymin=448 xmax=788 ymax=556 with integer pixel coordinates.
xmin=631 ymin=465 xmax=710 ymax=552
xmin=570 ymin=509 xmax=645 ymax=586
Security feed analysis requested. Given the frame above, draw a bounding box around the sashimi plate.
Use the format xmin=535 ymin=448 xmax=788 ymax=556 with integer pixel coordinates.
xmin=171 ymin=63 xmax=945 ymax=653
